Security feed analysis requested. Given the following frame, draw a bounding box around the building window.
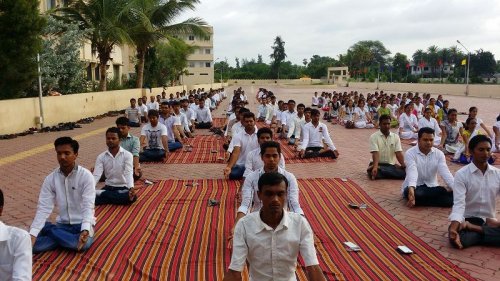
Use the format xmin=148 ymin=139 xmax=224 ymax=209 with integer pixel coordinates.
xmin=188 ymin=35 xmax=195 ymax=41
xmin=205 ymin=36 xmax=211 ymax=41
xmin=200 ymin=73 xmax=209 ymax=75
xmin=189 ymin=73 xmax=195 ymax=76
xmin=205 ymin=62 xmax=211 ymax=68
xmin=188 ymin=62 xmax=195 ymax=68
xmin=205 ymin=49 xmax=211 ymax=54
xmin=94 ymin=65 xmax=100 ymax=81
xmin=86 ymin=64 xmax=92 ymax=81
xmin=47 ymin=0 xmax=56 ymax=9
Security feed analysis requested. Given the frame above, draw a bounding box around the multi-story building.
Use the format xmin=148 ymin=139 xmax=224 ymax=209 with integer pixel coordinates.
xmin=180 ymin=26 xmax=214 ymax=85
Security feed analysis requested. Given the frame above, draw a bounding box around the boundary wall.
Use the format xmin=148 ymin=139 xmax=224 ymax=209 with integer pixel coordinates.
xmin=0 ymin=83 xmax=224 ymax=135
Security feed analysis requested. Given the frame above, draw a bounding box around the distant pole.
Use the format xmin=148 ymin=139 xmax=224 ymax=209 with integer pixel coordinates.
xmin=37 ymin=53 xmax=45 ymax=128
xmin=457 ymin=40 xmax=470 ymax=96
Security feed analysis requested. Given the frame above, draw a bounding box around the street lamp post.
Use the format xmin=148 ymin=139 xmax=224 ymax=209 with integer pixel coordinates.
xmin=214 ymin=57 xmax=220 ymax=87
xmin=457 ymin=40 xmax=471 ymax=96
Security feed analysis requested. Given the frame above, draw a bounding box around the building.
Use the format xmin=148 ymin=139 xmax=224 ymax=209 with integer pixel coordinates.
xmin=180 ymin=26 xmax=214 ymax=85
xmin=409 ymin=61 xmax=454 ymax=77
xmin=327 ymin=67 xmax=350 ymax=84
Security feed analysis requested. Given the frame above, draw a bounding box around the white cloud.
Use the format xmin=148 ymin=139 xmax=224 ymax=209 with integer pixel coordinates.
xmin=179 ymin=0 xmax=500 ymax=65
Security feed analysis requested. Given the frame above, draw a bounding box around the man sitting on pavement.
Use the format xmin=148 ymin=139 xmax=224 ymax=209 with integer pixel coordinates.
xmin=448 ymin=135 xmax=500 ymax=249
xmin=223 ymin=172 xmax=325 ymax=281
xmin=195 ymin=98 xmax=213 ymax=129
xmin=139 ymin=110 xmax=169 ymax=162
xmin=367 ymin=114 xmax=406 ymax=180
xmin=116 ymin=117 xmax=142 ymax=181
xmin=243 ymin=128 xmax=286 ymax=178
xmin=124 ymin=98 xmax=141 ymax=127
xmin=287 ymin=103 xmax=306 ymax=145
xmin=299 ymin=109 xmax=339 ymax=159
xmin=402 ymin=127 xmax=455 ymax=208
xmin=159 ymin=102 xmax=184 ymax=152
xmin=93 ymin=127 xmax=137 ymax=206
xmin=0 ymin=188 xmax=32 ymax=280
xmin=30 ymin=137 xmax=96 ymax=253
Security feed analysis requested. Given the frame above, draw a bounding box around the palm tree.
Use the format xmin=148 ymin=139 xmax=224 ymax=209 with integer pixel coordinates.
xmin=56 ymin=0 xmax=132 ymax=91
xmin=427 ymin=45 xmax=439 ymax=77
xmin=126 ymin=0 xmax=207 ymax=88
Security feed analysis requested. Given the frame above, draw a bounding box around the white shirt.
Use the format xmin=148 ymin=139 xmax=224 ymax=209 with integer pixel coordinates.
xmin=418 ymin=117 xmax=441 ymax=134
xmin=287 ymin=114 xmax=306 ymax=139
xmin=147 ymin=101 xmax=159 ymax=111
xmin=231 ymin=129 xmax=259 ymax=166
xmin=399 ymin=113 xmax=418 ymax=132
xmin=180 ymin=107 xmax=196 ymax=124
xmin=30 ymin=166 xmax=96 ymax=237
xmin=195 ymin=106 xmax=213 ymax=123
xmin=189 ymin=103 xmax=198 ymax=112
xmin=449 ymin=163 xmax=500 ymax=223
xmin=281 ymin=110 xmax=297 ymax=126
xmin=141 ymin=123 xmax=168 ymax=150
xmin=178 ymin=112 xmax=191 ymax=132
xmin=138 ymin=104 xmax=148 ymax=116
xmin=243 ymin=148 xmax=286 ymax=178
xmin=164 ymin=115 xmax=182 ymax=141
xmin=0 ymin=221 xmax=32 ymax=281
xmin=354 ymin=107 xmax=369 ymax=122
xmin=300 ymin=122 xmax=337 ymax=151
xmin=125 ymin=106 xmax=141 ymax=123
xmin=401 ymin=146 xmax=454 ymax=194
xmin=238 ymin=167 xmax=302 ymax=215
xmin=229 ymin=210 xmax=318 ymax=281
xmin=312 ymin=96 xmax=319 ymax=106
xmin=93 ymin=147 xmax=134 ymax=189
xmin=414 ymin=103 xmax=424 ymax=119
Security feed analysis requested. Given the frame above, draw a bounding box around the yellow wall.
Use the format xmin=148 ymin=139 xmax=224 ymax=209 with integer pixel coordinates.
xmin=0 ymin=83 xmax=224 ymax=135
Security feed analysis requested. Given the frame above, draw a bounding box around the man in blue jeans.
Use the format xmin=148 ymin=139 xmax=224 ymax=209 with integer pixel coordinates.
xmin=139 ymin=109 xmax=170 ymax=162
xmin=29 ymin=137 xmax=96 ymax=253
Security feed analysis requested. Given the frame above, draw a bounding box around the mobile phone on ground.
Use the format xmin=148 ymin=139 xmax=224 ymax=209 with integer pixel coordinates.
xmin=344 ymin=242 xmax=361 ymax=252
xmin=397 ymin=245 xmax=413 ymax=254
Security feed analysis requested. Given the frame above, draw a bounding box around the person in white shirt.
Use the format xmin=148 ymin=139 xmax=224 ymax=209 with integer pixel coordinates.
xmin=147 ymin=95 xmax=159 ymax=111
xmin=413 ymin=98 xmax=424 ymax=119
xmin=281 ymin=100 xmax=297 ymax=139
xmin=244 ymin=128 xmax=285 ymax=178
xmin=0 ymin=189 xmax=32 ymax=280
xmin=448 ymin=135 xmax=500 ymax=249
xmin=311 ymin=92 xmax=319 ymax=107
xmin=367 ymin=114 xmax=406 ymax=180
xmin=468 ymin=106 xmax=494 ymax=138
xmin=173 ymin=100 xmax=193 ymax=138
xmin=195 ymin=98 xmax=213 ymax=129
xmin=180 ymin=99 xmax=196 ymax=134
xmin=354 ymin=99 xmax=374 ymax=129
xmin=159 ymin=102 xmax=184 ymax=151
xmin=116 ymin=117 xmax=142 ymax=181
xmin=402 ymin=127 xmax=454 ymax=208
xmin=224 ymin=112 xmax=259 ymax=180
xmin=299 ymin=109 xmax=339 ymax=159
xmin=256 ymin=98 xmax=268 ymax=122
xmin=399 ymin=104 xmax=419 ymax=139
xmin=124 ymin=98 xmax=141 ymax=127
xmin=93 ymin=127 xmax=137 ymax=206
xmin=137 ymin=98 xmax=149 ymax=123
xmin=287 ymin=103 xmax=306 ymax=145
xmin=493 ymin=114 xmax=500 ymax=153
xmin=418 ymin=107 xmax=442 ymax=146
xmin=224 ymin=172 xmax=325 ymax=281
xmin=139 ymin=110 xmax=169 ymax=162
xmin=30 ymin=137 xmax=96 ymax=253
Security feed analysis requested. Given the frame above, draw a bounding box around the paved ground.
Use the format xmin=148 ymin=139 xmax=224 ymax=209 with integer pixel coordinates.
xmin=1 ymin=85 xmax=499 ymax=280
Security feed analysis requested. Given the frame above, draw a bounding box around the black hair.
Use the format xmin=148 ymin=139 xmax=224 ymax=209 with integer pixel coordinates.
xmin=239 ymin=107 xmax=250 ymax=114
xmin=469 ymin=106 xmax=477 ymax=113
xmin=465 ymin=117 xmax=476 ymax=126
xmin=468 ymin=134 xmax=492 ymax=152
xmin=448 ymin=108 xmax=458 ymax=115
xmin=161 ymin=101 xmax=169 ymax=106
xmin=257 ymin=127 xmax=273 ymax=139
xmin=257 ymin=172 xmax=288 ymax=192
xmin=379 ymin=114 xmax=391 ymax=123
xmin=0 ymin=188 xmax=3 ymax=208
xmin=288 ymin=99 xmax=296 ymax=104
xmin=116 ymin=116 xmax=129 ymax=126
xmin=418 ymin=127 xmax=435 ymax=139
xmin=311 ymin=109 xmax=320 ymax=116
xmin=106 ymin=127 xmax=121 ymax=136
xmin=148 ymin=109 xmax=159 ymax=117
xmin=304 ymin=107 xmax=312 ymax=113
xmin=297 ymin=103 xmax=305 ymax=109
xmin=242 ymin=112 xmax=255 ymax=120
xmin=54 ymin=137 xmax=79 ymax=153
xmin=260 ymin=141 xmax=281 ymax=156
xmin=170 ymin=100 xmax=180 ymax=106
xmin=424 ymin=107 xmax=432 ymax=113
xmin=130 ymin=98 xmax=136 ymax=102
xmin=497 ymin=114 xmax=500 ymax=122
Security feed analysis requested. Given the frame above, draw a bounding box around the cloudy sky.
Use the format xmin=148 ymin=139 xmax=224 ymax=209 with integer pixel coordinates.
xmin=180 ymin=0 xmax=500 ymax=66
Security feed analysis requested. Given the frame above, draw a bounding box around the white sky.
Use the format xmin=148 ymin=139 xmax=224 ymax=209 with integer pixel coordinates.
xmin=180 ymin=0 xmax=500 ymax=66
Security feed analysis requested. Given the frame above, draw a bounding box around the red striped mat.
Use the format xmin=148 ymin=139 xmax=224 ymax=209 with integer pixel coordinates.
xmin=275 ymin=138 xmax=336 ymax=164
xmin=32 ymin=178 xmax=473 ymax=280
xmin=212 ymin=117 xmax=268 ymax=129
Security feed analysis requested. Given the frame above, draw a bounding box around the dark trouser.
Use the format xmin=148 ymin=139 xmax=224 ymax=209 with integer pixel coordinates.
xmin=128 ymin=121 xmax=140 ymax=127
xmin=303 ymin=147 xmax=337 ymax=159
xmin=33 ymin=223 xmax=94 ymax=253
xmin=139 ymin=148 xmax=165 ymax=162
xmin=99 ymin=170 xmax=142 ymax=182
xmin=168 ymin=141 xmax=183 ymax=152
xmin=95 ymin=186 xmax=135 ymax=205
xmin=367 ymin=163 xmax=406 ymax=179
xmin=288 ymin=136 xmax=296 ymax=145
xmin=196 ymin=122 xmax=213 ymax=129
xmin=456 ymin=217 xmax=500 ymax=249
xmin=229 ymin=165 xmax=245 ymax=180
xmin=403 ymin=185 xmax=453 ymax=207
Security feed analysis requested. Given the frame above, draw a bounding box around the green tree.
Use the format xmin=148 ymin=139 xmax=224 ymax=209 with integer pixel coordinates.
xmin=427 ymin=45 xmax=439 ymax=76
xmin=470 ymin=49 xmax=496 ymax=77
xmin=0 ymin=0 xmax=45 ymax=99
xmin=235 ymin=57 xmax=240 ymax=69
xmin=305 ymin=55 xmax=338 ymax=78
xmin=126 ymin=0 xmax=207 ymax=88
xmin=37 ymin=16 xmax=89 ymax=95
xmin=57 ymin=0 xmax=132 ymax=91
xmin=270 ymin=36 xmax=286 ymax=79
xmin=257 ymin=54 xmax=263 ymax=64
xmin=392 ymin=52 xmax=409 ymax=82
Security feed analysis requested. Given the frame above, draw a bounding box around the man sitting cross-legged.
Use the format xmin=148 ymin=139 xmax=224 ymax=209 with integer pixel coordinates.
xmin=159 ymin=102 xmax=184 ymax=152
xmin=299 ymin=109 xmax=339 ymax=159
xmin=30 ymin=137 xmax=96 ymax=253
xmin=224 ymin=112 xmax=259 ymax=180
xmin=287 ymin=103 xmax=306 ymax=145
xmin=195 ymin=98 xmax=213 ymax=129
xmin=367 ymin=114 xmax=406 ymax=180
xmin=93 ymin=127 xmax=137 ymax=206
xmin=115 ymin=117 xmax=142 ymax=181
xmin=124 ymin=98 xmax=141 ymax=127
xmin=402 ymin=127 xmax=454 ymax=208
xmin=139 ymin=109 xmax=170 ymax=162
xmin=399 ymin=103 xmax=418 ymax=140
xmin=0 ymin=188 xmax=32 ymax=280
xmin=243 ymin=128 xmax=286 ymax=178
xmin=223 ymin=172 xmax=325 ymax=281
xmin=448 ymin=135 xmax=500 ymax=249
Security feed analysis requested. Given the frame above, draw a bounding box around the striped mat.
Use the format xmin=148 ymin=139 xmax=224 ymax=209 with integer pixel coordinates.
xmin=212 ymin=117 xmax=268 ymax=129
xmin=32 ymin=178 xmax=474 ymax=281
xmin=276 ymin=138 xmax=336 ymax=164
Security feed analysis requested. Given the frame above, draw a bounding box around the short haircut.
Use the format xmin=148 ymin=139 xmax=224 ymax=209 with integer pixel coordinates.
xmin=242 ymin=112 xmax=255 ymax=120
xmin=257 ymin=127 xmax=273 ymax=139
xmin=260 ymin=141 xmax=281 ymax=156
xmin=468 ymin=134 xmax=492 ymax=151
xmin=257 ymin=172 xmax=288 ymax=192
xmin=297 ymin=103 xmax=305 ymax=109
xmin=424 ymin=107 xmax=431 ymax=113
xmin=311 ymin=109 xmax=320 ymax=116
xmin=304 ymin=107 xmax=312 ymax=113
xmin=404 ymin=103 xmax=413 ymax=110
xmin=0 ymin=188 xmax=3 ymax=208
xmin=379 ymin=114 xmax=391 ymax=123
xmin=497 ymin=114 xmax=500 ymax=122
xmin=148 ymin=109 xmax=159 ymax=117
xmin=469 ymin=106 xmax=477 ymax=113
xmin=106 ymin=127 xmax=121 ymax=136
xmin=54 ymin=137 xmax=79 ymax=153
xmin=170 ymin=100 xmax=180 ymax=106
xmin=239 ymin=107 xmax=250 ymax=114
xmin=116 ymin=116 xmax=130 ymax=126
xmin=288 ymin=99 xmax=296 ymax=104
xmin=448 ymin=108 xmax=458 ymax=115
xmin=130 ymin=98 xmax=136 ymax=102
xmin=465 ymin=117 xmax=476 ymax=126
xmin=418 ymin=127 xmax=435 ymax=139
xmin=161 ymin=101 xmax=169 ymax=106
